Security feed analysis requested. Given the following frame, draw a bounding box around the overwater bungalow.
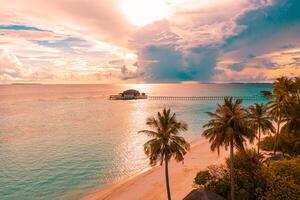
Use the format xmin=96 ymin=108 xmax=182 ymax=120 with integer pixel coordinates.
xmin=109 ymin=89 xmax=147 ymax=100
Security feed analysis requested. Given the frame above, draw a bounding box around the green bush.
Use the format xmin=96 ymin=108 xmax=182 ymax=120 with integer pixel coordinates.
xmin=194 ymin=170 xmax=212 ymax=186
xmin=260 ymin=136 xmax=275 ymax=151
xmin=194 ymin=150 xmax=268 ymax=200
xmin=228 ymin=149 xmax=267 ymax=200
xmin=194 ymin=151 xmax=300 ymax=200
xmin=206 ymin=175 xmax=230 ymax=199
xmin=260 ymin=133 xmax=300 ymax=156
xmin=194 ymin=165 xmax=230 ymax=198
xmin=269 ymin=157 xmax=300 ymax=184
xmin=262 ymin=173 xmax=300 ymax=200
xmin=226 ymin=149 xmax=264 ymax=172
xmin=278 ymin=133 xmax=300 ymax=156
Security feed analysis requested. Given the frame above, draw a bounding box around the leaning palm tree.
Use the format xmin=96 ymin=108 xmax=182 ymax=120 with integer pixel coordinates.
xmin=248 ymin=103 xmax=275 ymax=154
xmin=203 ymin=97 xmax=254 ymax=200
xmin=139 ymin=108 xmax=190 ymax=200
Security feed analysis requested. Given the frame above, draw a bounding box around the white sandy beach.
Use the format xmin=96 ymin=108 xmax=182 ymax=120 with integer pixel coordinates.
xmin=82 ymin=138 xmax=232 ymax=200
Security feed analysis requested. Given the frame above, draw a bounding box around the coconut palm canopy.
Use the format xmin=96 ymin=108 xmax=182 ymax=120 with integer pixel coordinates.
xmin=139 ymin=108 xmax=190 ymax=200
xmin=268 ymin=76 xmax=300 ymax=154
xmin=203 ymin=97 xmax=254 ymax=153
xmin=248 ymin=103 xmax=275 ymax=153
xmin=139 ymin=108 xmax=190 ymax=166
xmin=248 ymin=103 xmax=275 ymax=134
xmin=281 ymin=101 xmax=300 ymax=136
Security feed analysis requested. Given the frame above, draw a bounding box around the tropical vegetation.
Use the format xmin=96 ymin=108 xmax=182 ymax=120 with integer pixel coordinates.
xmin=202 ymin=97 xmax=254 ymax=200
xmin=194 ymin=150 xmax=300 ymax=200
xmin=195 ymin=76 xmax=300 ymax=200
xmin=140 ymin=76 xmax=299 ymax=200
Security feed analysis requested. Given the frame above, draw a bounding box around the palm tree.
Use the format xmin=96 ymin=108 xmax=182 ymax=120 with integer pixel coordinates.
xmin=273 ymin=76 xmax=294 ymax=102
xmin=139 ymin=108 xmax=190 ymax=200
xmin=203 ymin=97 xmax=254 ymax=200
xmin=281 ymin=101 xmax=300 ymax=136
xmin=268 ymin=77 xmax=293 ymax=154
xmin=248 ymin=103 xmax=275 ymax=154
xmin=268 ymin=95 xmax=285 ymax=155
xmin=292 ymin=77 xmax=300 ymax=100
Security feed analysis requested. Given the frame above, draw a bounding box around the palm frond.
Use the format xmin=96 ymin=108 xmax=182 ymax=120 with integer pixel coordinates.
xmin=140 ymin=108 xmax=189 ymax=166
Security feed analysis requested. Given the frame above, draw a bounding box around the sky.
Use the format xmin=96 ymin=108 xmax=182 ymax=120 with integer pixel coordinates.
xmin=0 ymin=0 xmax=299 ymax=84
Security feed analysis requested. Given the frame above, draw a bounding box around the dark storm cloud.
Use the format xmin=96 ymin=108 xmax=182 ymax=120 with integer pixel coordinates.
xmin=140 ymin=45 xmax=189 ymax=82
xmin=139 ymin=45 xmax=219 ymax=82
xmin=186 ymin=45 xmax=219 ymax=81
xmin=224 ymin=0 xmax=300 ymax=50
xmin=229 ymin=63 xmax=244 ymax=72
xmin=218 ymin=0 xmax=300 ymax=76
xmin=135 ymin=0 xmax=300 ymax=82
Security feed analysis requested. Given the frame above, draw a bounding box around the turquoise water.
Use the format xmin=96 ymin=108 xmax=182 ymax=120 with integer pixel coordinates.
xmin=0 ymin=83 xmax=271 ymax=200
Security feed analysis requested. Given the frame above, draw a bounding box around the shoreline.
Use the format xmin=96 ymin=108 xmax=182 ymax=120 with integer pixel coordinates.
xmin=82 ymin=138 xmax=231 ymax=200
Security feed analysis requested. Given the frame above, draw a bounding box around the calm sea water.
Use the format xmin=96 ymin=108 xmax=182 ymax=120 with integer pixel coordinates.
xmin=0 ymin=83 xmax=271 ymax=200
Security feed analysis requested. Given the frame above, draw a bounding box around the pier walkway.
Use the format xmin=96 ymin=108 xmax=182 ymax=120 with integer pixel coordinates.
xmin=148 ymin=95 xmax=265 ymax=101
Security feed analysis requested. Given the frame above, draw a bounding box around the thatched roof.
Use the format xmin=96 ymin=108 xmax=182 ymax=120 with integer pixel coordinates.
xmin=122 ymin=89 xmax=140 ymax=96
xmin=183 ymin=189 xmax=225 ymax=200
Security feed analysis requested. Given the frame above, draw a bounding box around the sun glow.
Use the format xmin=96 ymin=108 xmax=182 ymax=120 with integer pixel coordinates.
xmin=120 ymin=0 xmax=171 ymax=26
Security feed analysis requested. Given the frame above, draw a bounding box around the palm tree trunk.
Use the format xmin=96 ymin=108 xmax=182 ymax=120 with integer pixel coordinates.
xmin=257 ymin=126 xmax=261 ymax=154
xmin=273 ymin=115 xmax=281 ymax=155
xmin=230 ymin=138 xmax=235 ymax=200
xmin=165 ymin=157 xmax=172 ymax=200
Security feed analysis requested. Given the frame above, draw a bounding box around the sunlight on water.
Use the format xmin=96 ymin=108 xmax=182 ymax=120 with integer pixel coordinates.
xmin=0 ymin=83 xmax=271 ymax=200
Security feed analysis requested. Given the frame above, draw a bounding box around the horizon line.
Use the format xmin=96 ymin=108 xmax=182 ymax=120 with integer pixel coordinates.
xmin=0 ymin=82 xmax=274 ymax=85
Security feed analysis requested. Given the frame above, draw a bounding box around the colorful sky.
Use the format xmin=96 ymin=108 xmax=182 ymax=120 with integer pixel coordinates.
xmin=0 ymin=0 xmax=299 ymax=83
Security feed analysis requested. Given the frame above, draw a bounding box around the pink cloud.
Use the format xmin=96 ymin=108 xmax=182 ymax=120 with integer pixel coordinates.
xmin=0 ymin=0 xmax=297 ymax=83
xmin=0 ymin=50 xmax=27 ymax=81
xmin=0 ymin=30 xmax=59 ymax=40
xmin=0 ymin=0 xmax=135 ymax=46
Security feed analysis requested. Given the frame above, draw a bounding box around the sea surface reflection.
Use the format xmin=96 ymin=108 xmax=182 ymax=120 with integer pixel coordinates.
xmin=0 ymin=83 xmax=271 ymax=199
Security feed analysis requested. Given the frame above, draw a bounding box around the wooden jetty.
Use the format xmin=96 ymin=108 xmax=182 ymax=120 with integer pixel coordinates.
xmin=147 ymin=95 xmax=264 ymax=101
xmin=109 ymin=89 xmax=268 ymax=101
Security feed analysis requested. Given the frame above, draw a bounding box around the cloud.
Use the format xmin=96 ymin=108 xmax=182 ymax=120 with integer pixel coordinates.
xmin=139 ymin=45 xmax=188 ymax=82
xmin=131 ymin=0 xmax=260 ymax=82
xmin=0 ymin=50 xmax=28 ymax=81
xmin=133 ymin=0 xmax=300 ymax=83
xmin=0 ymin=0 xmax=134 ymax=46
xmin=0 ymin=0 xmax=299 ymax=83
xmin=0 ymin=0 xmax=142 ymax=83
xmin=136 ymin=44 xmax=219 ymax=82
xmin=0 ymin=25 xmax=47 ymax=31
xmin=0 ymin=30 xmax=59 ymax=40
xmin=186 ymin=45 xmax=219 ymax=81
xmin=132 ymin=0 xmax=254 ymax=50
xmin=216 ymin=0 xmax=300 ymax=81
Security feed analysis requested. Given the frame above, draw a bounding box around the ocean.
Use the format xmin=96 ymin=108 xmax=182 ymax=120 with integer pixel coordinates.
xmin=0 ymin=83 xmax=271 ymax=200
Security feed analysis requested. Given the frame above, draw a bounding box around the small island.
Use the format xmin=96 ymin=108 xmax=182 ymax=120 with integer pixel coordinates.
xmin=109 ymin=89 xmax=148 ymax=100
xmin=260 ymin=90 xmax=272 ymax=98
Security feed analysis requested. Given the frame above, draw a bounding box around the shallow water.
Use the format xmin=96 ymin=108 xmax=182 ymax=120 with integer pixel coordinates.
xmin=0 ymin=83 xmax=271 ymax=200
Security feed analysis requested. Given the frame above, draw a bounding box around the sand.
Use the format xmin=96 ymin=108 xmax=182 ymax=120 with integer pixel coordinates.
xmin=82 ymin=138 xmax=233 ymax=200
